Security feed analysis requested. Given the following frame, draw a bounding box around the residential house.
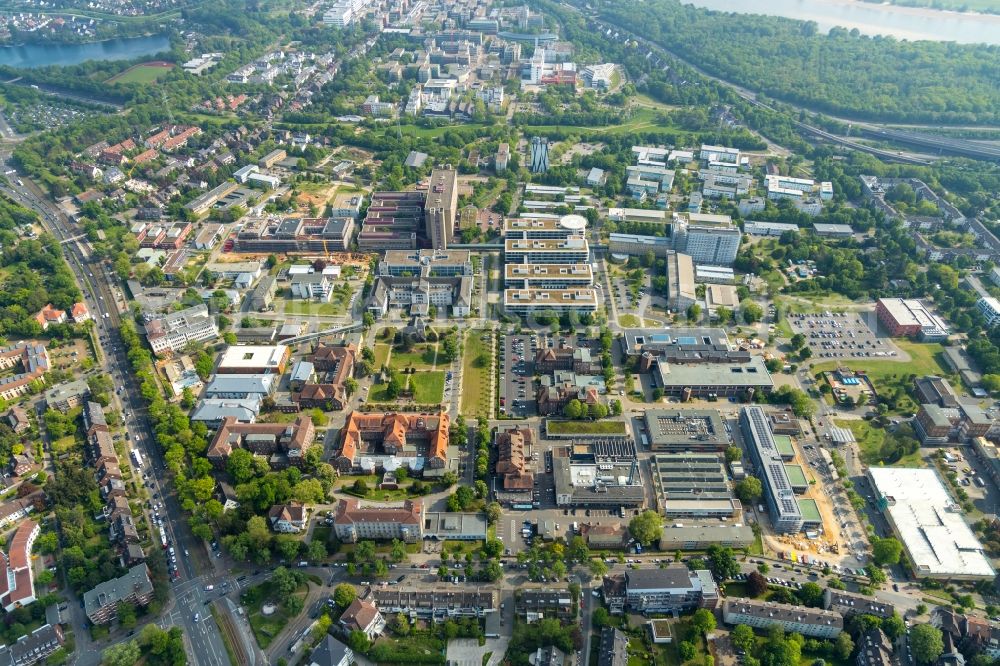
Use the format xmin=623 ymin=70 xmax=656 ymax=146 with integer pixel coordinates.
xmin=339 ymin=598 xmax=385 ymax=640
xmin=268 ymin=502 xmax=306 ymax=533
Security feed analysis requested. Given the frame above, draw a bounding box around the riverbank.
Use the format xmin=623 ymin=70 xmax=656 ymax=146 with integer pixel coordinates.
xmin=686 ymin=0 xmax=1000 ymax=44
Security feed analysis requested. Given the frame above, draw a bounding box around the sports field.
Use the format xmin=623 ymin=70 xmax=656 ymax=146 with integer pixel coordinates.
xmin=106 ymin=61 xmax=174 ymax=85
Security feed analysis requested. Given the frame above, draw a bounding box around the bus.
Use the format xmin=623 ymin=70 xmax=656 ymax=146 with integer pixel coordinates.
xmin=511 ymin=503 xmax=534 ymax=510
xmin=131 ymin=449 xmax=143 ymax=469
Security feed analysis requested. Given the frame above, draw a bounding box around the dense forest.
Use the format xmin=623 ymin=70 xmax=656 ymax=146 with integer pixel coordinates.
xmin=594 ymin=0 xmax=1000 ymax=124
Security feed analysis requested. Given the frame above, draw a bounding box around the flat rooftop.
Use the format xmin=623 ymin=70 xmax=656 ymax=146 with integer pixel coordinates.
xmin=217 ymin=345 xmax=288 ymax=370
xmin=505 ymin=238 xmax=589 ymax=251
xmin=505 ymin=263 xmax=593 ymax=280
xmin=383 ymin=249 xmax=470 ymax=267
xmin=868 ymin=467 xmax=994 ymax=579
xmin=657 ymin=355 xmax=774 ymax=388
xmin=504 ymin=289 xmax=598 ymax=307
xmin=878 ymin=298 xmax=949 ymax=333
xmin=798 ymin=498 xmax=822 ymax=524
xmin=644 ymin=410 xmax=728 ymax=448
xmin=773 ymin=434 xmax=795 ymax=458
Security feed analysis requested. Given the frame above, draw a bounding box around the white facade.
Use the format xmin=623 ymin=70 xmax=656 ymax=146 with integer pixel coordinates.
xmin=977 ymin=296 xmax=1000 ymax=327
xmin=145 ymin=304 xmax=219 ymax=355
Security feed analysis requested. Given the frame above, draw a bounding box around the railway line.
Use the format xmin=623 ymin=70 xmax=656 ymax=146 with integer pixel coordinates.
xmin=588 ymin=12 xmax=999 ymax=165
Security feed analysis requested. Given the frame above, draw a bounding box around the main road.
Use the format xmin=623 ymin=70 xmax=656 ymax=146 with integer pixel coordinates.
xmin=0 ymin=160 xmax=236 ymax=665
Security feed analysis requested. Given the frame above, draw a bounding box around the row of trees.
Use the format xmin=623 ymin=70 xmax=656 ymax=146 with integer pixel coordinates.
xmin=601 ymin=0 xmax=1000 ymax=124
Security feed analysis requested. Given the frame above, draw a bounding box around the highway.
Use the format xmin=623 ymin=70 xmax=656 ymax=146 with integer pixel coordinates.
xmin=584 ymin=13 xmax=936 ymax=166
xmin=0 ymin=159 xmax=236 ymax=665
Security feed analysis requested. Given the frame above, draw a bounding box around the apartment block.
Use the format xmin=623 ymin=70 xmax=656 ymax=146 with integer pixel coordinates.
xmin=622 ymin=567 xmax=718 ymax=614
xmin=723 ymin=598 xmax=843 ymax=638
xmin=83 ymin=565 xmax=154 ymax=624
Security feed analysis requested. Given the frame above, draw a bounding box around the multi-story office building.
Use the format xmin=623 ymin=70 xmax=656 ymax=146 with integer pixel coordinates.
xmin=332 ymin=499 xmax=424 ymax=543
xmin=504 ymin=264 xmax=593 ymax=290
xmin=643 ymin=410 xmax=729 ymax=452
xmin=651 ymin=452 xmax=740 ymax=519
xmin=505 ymin=238 xmax=589 ymax=264
xmin=368 ymin=276 xmax=473 ymax=319
xmin=83 ymin=565 xmax=154 ymax=624
xmin=608 ymin=233 xmax=672 ymax=259
xmin=876 ymin=298 xmax=950 ymax=340
xmin=425 ymin=168 xmax=458 ymax=250
xmin=233 ymin=217 xmax=355 ymax=253
xmin=740 ymin=406 xmax=803 ymax=534
xmin=216 ymin=345 xmax=290 ymax=375
xmin=723 ymin=598 xmax=843 ymax=638
xmin=503 ymin=288 xmax=598 ymax=316
xmin=623 ymin=567 xmax=718 ymax=613
xmin=358 ymin=191 xmax=426 ymax=251
xmin=379 ymin=249 xmax=472 ymax=277
xmin=552 ymin=441 xmax=645 ymax=508
xmin=673 ymin=214 xmax=741 ymax=266
xmin=666 ymin=251 xmax=697 ymax=313
xmin=504 ymin=216 xmax=586 ymax=240
xmin=530 ymin=137 xmax=549 ymax=173
xmin=144 ymin=304 xmax=219 ymax=356
xmin=977 ymin=296 xmax=1000 ymax=327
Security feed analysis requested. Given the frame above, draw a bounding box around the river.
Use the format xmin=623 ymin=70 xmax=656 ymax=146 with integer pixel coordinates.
xmin=684 ymin=0 xmax=1000 ymax=44
xmin=0 ymin=33 xmax=171 ymax=69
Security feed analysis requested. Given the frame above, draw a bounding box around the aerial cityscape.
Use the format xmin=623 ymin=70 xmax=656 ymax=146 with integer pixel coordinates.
xmin=0 ymin=0 xmax=997 ymax=664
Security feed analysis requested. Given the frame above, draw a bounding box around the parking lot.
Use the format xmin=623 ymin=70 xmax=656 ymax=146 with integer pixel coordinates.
xmin=499 ymin=334 xmax=537 ymax=418
xmin=787 ymin=311 xmax=898 ymax=360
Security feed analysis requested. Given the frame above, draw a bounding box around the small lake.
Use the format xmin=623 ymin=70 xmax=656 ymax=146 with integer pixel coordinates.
xmin=0 ymin=33 xmax=171 ymax=69
xmin=684 ymin=0 xmax=1000 ymax=45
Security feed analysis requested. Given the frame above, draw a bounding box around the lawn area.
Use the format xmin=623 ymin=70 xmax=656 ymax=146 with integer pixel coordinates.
xmin=106 ymin=62 xmax=173 ymax=85
xmin=373 ymin=343 xmax=391 ymax=368
xmin=243 ymin=580 xmax=308 ymax=649
xmin=835 ymin=419 xmax=925 ymax=467
xmin=52 ymin=435 xmax=78 ymax=455
xmin=368 ymin=633 xmax=445 ymax=665
xmin=390 ymin=344 xmax=438 ymax=370
xmin=547 ymin=420 xmax=627 ymax=435
xmin=618 ymin=314 xmax=641 ymax=327
xmin=368 ymin=370 xmax=445 ymax=405
xmin=461 ymin=329 xmax=493 ymax=418
xmin=283 ymin=300 xmax=343 ymax=316
xmin=524 ymin=106 xmax=678 ymax=136
xmin=813 ymin=340 xmax=946 ymax=413
xmin=410 ymin=371 xmax=445 ymax=404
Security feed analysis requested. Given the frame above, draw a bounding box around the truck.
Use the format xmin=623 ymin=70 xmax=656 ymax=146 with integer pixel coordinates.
xmin=640 ymin=433 xmax=649 ymax=448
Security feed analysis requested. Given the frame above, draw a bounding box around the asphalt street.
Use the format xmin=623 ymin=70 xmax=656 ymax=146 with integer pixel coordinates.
xmin=0 ymin=163 xmax=235 ymax=666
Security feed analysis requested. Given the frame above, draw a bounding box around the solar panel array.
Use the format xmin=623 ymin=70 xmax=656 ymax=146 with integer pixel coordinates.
xmin=740 ymin=406 xmax=802 ymax=530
